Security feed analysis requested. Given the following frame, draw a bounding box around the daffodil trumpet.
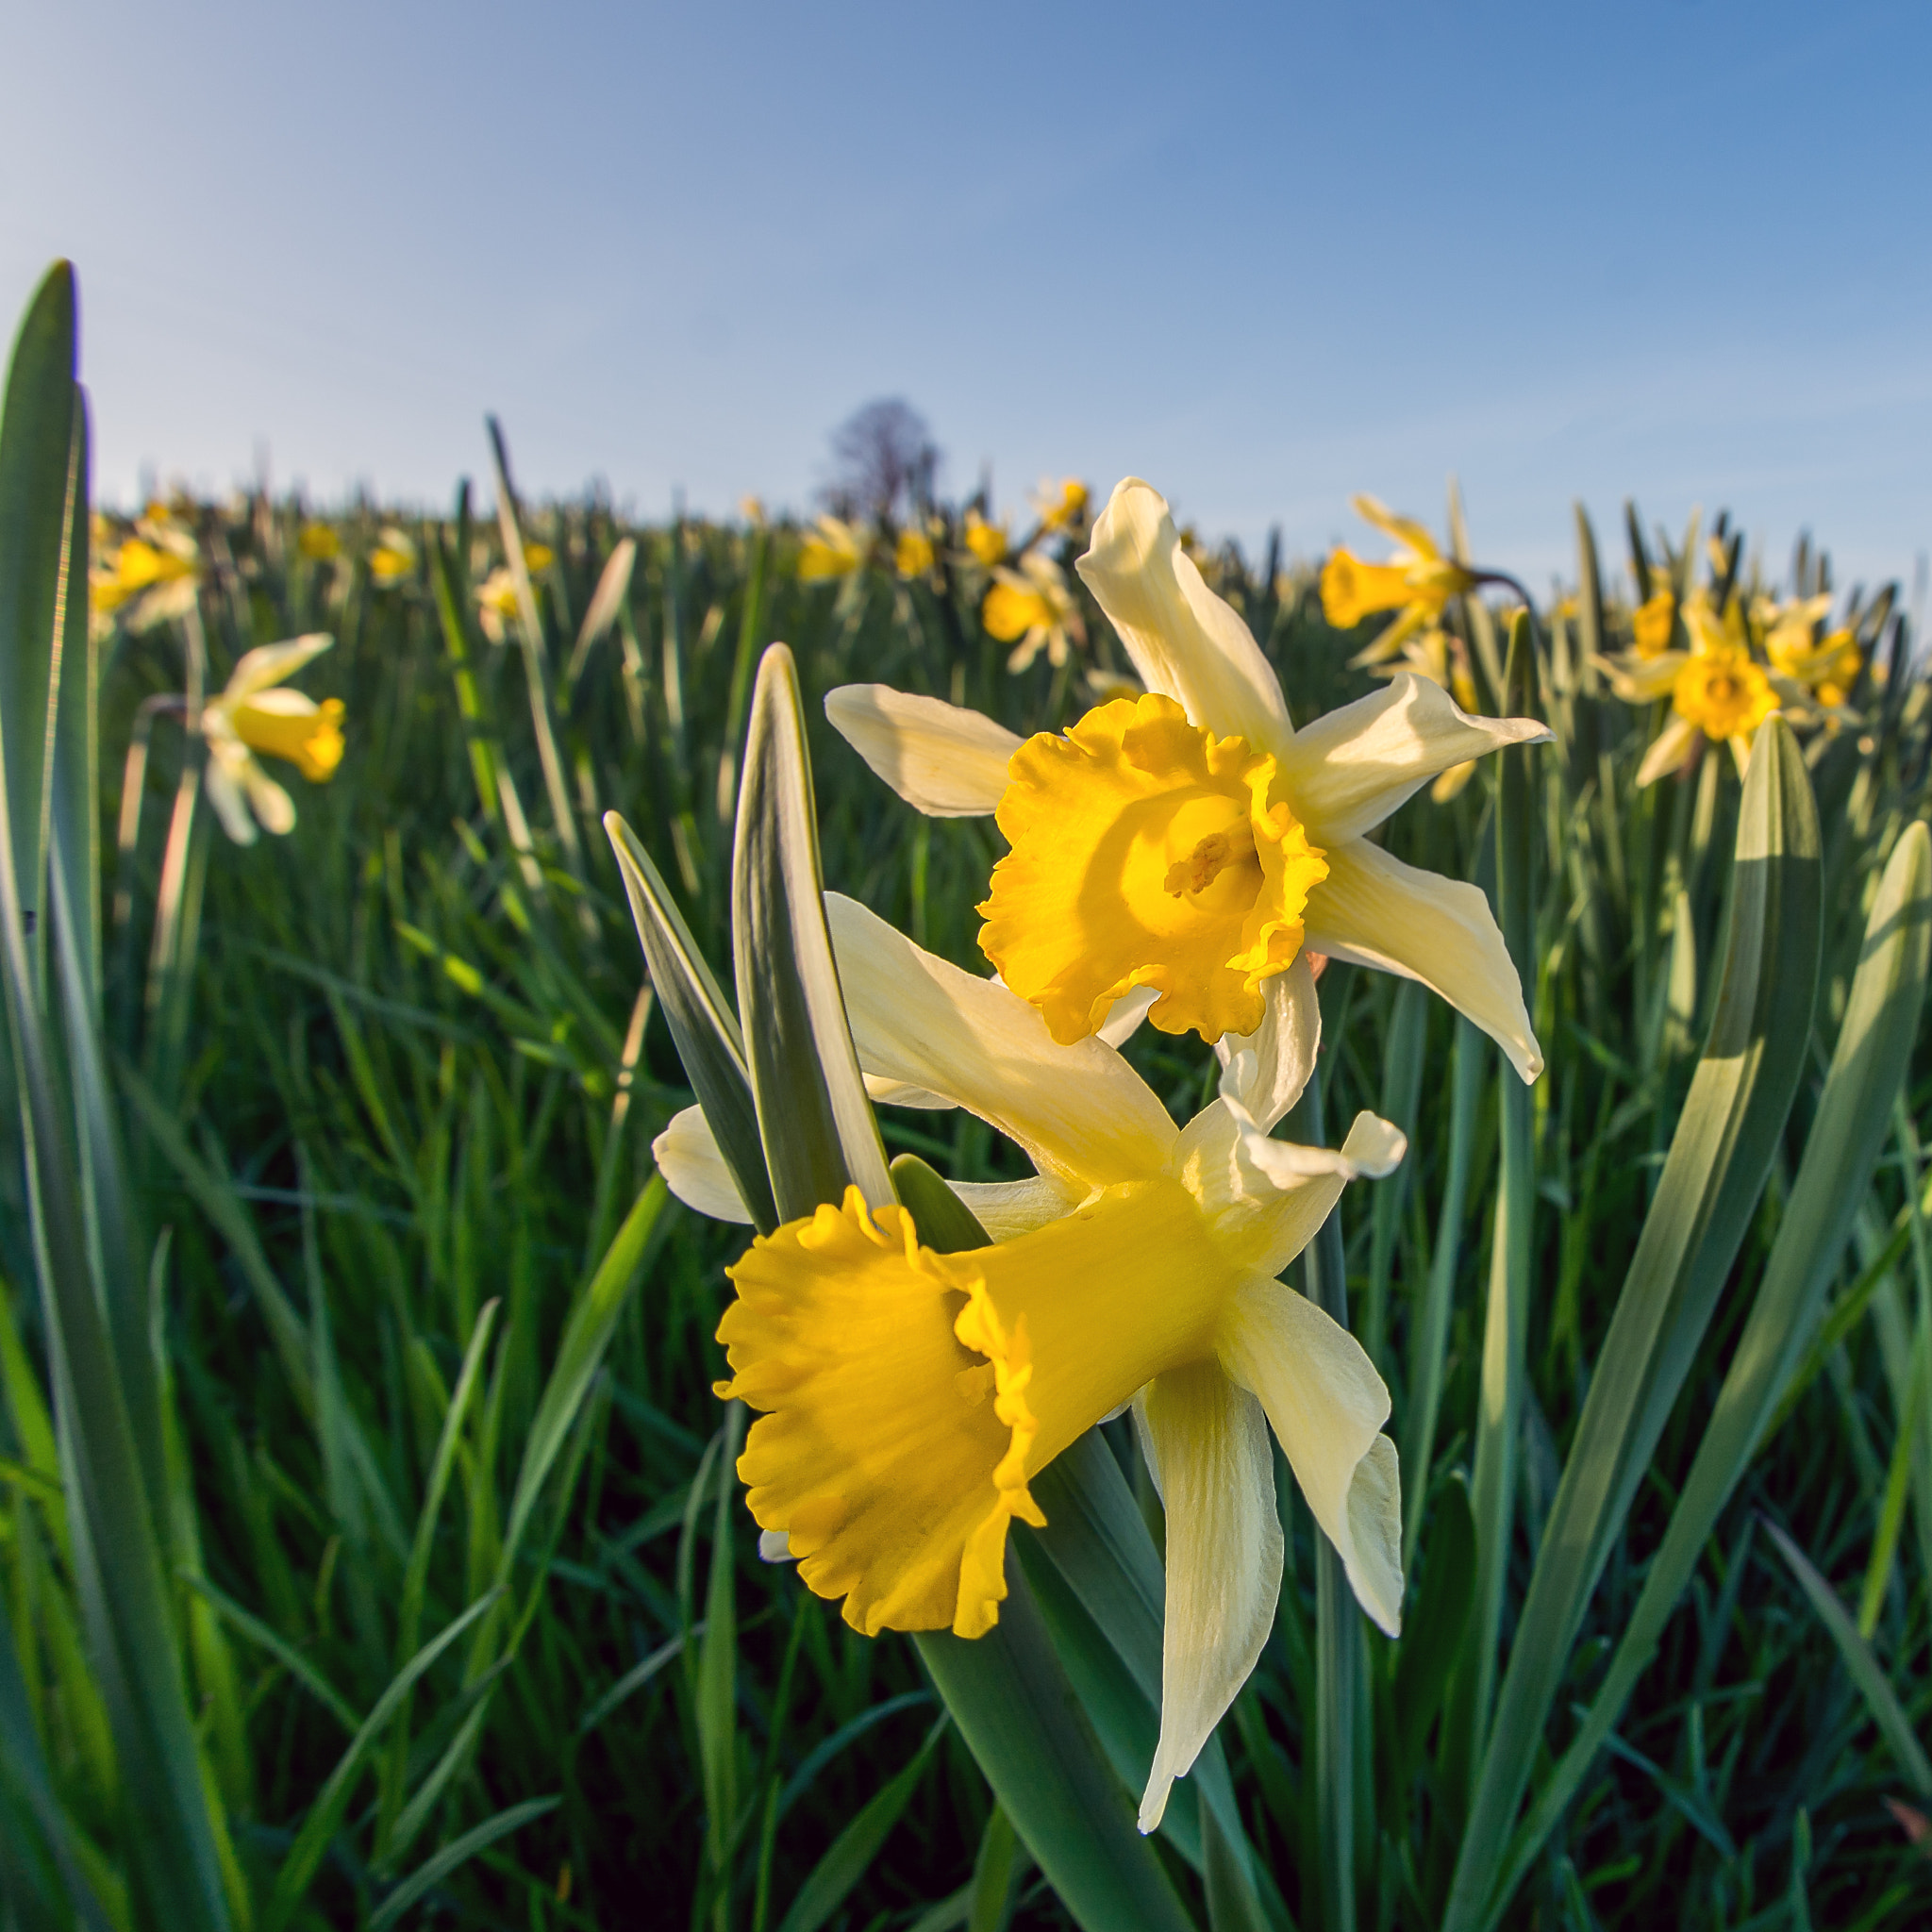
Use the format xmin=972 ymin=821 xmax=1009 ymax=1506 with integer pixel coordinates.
xmin=826 ymin=478 xmax=1549 ymax=1081
xmin=658 ymin=893 xmax=1406 ymax=1833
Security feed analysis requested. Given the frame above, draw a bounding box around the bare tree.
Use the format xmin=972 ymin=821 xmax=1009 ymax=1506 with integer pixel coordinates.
xmin=823 ymin=398 xmax=940 ymax=523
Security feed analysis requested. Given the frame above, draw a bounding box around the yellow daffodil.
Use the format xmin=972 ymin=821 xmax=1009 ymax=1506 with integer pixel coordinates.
xmin=655 ymin=895 xmax=1405 ymax=1831
xmin=1032 ymin=477 xmax=1089 ymax=533
xmin=895 ymin=527 xmax=937 ymax=580
xmin=297 ymin=523 xmax=341 ymax=562
xmin=797 ymin=515 xmax=869 ymax=583
xmin=741 ymin=495 xmax=767 ymax=525
xmin=476 ymin=567 xmax=520 ymax=643
xmin=982 ymin=551 xmax=1085 ymax=673
xmin=199 ymin=634 xmax=345 ymax=843
xmin=91 ymin=521 xmax=201 ymax=632
xmin=1603 ymin=592 xmax=1781 ymax=785
xmin=962 ymin=508 xmax=1008 ymax=567
xmin=369 ymin=528 xmax=417 ymax=585
xmin=1631 ymin=587 xmax=1675 ymax=657
xmin=1320 ymin=496 xmax=1476 ymax=657
xmin=1761 ymin=593 xmax=1859 ymax=705
xmin=525 ymin=541 xmax=556 ymax=574
xmin=828 ymin=480 xmax=1547 ymax=1075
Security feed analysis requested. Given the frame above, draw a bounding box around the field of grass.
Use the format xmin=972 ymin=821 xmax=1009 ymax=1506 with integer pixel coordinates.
xmin=6 ymin=260 xmax=1932 ymax=1931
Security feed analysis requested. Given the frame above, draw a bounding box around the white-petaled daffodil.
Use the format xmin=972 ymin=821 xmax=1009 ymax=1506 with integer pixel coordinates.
xmin=826 ymin=478 xmax=1548 ymax=1077
xmin=656 ymin=893 xmax=1406 ymax=1833
xmin=200 ymin=634 xmax=346 ymax=843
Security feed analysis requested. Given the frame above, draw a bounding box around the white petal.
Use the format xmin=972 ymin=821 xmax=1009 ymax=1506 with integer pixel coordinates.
xmin=224 ymin=632 xmax=333 ymax=701
xmin=1306 ymin=839 xmax=1542 ymax=1083
xmin=1281 ymin=673 xmax=1550 ymax=843
xmin=241 ymin=759 xmax=296 ymax=836
xmin=1637 ymin=712 xmax=1699 ymax=788
xmin=824 ymin=684 xmax=1020 ymax=817
xmin=1076 ymin=480 xmax=1292 ymax=756
xmin=948 ymin=1174 xmax=1081 ymax=1241
xmin=1136 ymin=1365 xmax=1282 ymax=1834
xmin=826 ymin=894 xmax=1176 ymax=1190
xmin=1174 ymin=1099 xmax=1404 ymax=1281
xmin=1096 ymin=984 xmax=1159 ymax=1048
xmin=229 ymin=686 xmax=322 ymax=719
xmin=864 ymin=1074 xmax=954 ymax=1109
xmin=652 ymin=1105 xmax=753 ymax=1224
xmin=202 ymin=754 xmax=258 ymax=845
xmin=1213 ymin=956 xmax=1319 ymax=1134
xmin=758 ymin=1527 xmax=797 ymax=1562
xmin=1220 ymin=1278 xmax=1404 ymax=1635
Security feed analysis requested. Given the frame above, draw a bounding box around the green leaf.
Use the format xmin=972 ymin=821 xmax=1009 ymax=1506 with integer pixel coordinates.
xmin=1445 ymin=715 xmax=1822 ymax=1932
xmin=264 ymin=1588 xmax=504 ymax=1930
xmin=1391 ymin=1473 xmax=1474 ymax=1774
xmin=367 ymin=1795 xmax=560 ymax=1932
xmin=775 ymin=1717 xmax=949 ymax=1932
xmin=731 ymin=642 xmax=892 ymax=1221
xmin=606 ymin=809 xmax=777 ymax=1234
xmin=1763 ymin=1517 xmax=1932 ymax=1795
xmin=1477 ymin=819 xmax=1932 ymax=1924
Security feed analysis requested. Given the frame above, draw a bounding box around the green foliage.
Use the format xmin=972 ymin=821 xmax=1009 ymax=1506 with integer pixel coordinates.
xmin=4 ymin=257 xmax=1932 ymax=1929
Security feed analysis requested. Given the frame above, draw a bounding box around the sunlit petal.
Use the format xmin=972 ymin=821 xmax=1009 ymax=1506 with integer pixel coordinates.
xmin=824 ymin=684 xmax=1021 ymax=818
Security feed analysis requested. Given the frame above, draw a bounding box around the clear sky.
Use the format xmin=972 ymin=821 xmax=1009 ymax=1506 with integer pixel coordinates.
xmin=5 ymin=0 xmax=1928 ymax=589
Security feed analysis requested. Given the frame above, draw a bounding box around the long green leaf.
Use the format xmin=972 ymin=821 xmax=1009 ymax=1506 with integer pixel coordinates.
xmin=732 ymin=642 xmax=892 ymax=1220
xmin=1476 ymin=817 xmax=1932 ymax=1924
xmin=1444 ymin=715 xmax=1822 ymax=1932
xmin=367 ymin=1795 xmax=560 ymax=1932
xmin=606 ymin=809 xmax=777 ymax=1233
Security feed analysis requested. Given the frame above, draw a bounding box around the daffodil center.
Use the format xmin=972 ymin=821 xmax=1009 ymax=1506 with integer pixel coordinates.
xmin=980 ymin=693 xmax=1328 ymax=1045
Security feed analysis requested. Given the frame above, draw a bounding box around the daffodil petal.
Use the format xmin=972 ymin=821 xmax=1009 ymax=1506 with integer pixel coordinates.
xmin=1281 ymin=673 xmax=1550 ymax=843
xmin=241 ymin=759 xmax=295 ymax=837
xmin=864 ymin=1075 xmax=953 ymax=1109
xmin=1349 ymin=493 xmax=1440 ymax=559
xmin=1096 ymin=984 xmax=1159 ymax=1048
xmin=224 ymin=632 xmax=333 ymax=702
xmin=1076 ymin=480 xmax=1292 ymax=755
xmin=1305 ymin=839 xmax=1542 ymax=1083
xmin=824 ymin=685 xmax=1021 ymax=818
xmin=1136 ymin=1364 xmax=1281 ymax=1834
xmin=1598 ymin=650 xmax=1686 ymax=703
xmin=948 ymin=1174 xmax=1082 ymax=1241
xmin=1213 ymin=952 xmax=1319 ymax=1134
xmin=758 ymin=1528 xmax=796 ymax=1563
xmin=1220 ymin=1277 xmax=1403 ymax=1635
xmin=1637 ymin=712 xmax=1700 ymax=788
xmin=203 ymin=753 xmax=258 ymax=845
xmin=654 ymin=1105 xmax=754 ymax=1224
xmin=827 ymin=893 xmax=1177 ymax=1190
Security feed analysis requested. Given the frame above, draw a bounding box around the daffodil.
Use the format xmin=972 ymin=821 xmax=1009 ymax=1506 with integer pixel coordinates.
xmin=369 ymin=528 xmax=417 ymax=585
xmin=476 ymin=568 xmax=520 ymax=643
xmin=91 ymin=517 xmax=201 ymax=633
xmin=297 ymin=523 xmax=341 ymax=562
xmin=1357 ymin=626 xmax=1483 ymax=804
xmin=894 ymin=526 xmax=937 ymax=580
xmin=199 ymin=634 xmax=345 ymax=843
xmin=1031 ymin=477 xmax=1089 ymax=534
xmin=982 ymin=551 xmax=1085 ymax=673
xmin=829 ymin=479 xmax=1547 ymax=1075
xmin=797 ymin=515 xmax=869 ymax=583
xmin=656 ymin=894 xmax=1406 ymax=1831
xmin=1631 ymin=586 xmax=1675 ymax=658
xmin=1603 ymin=592 xmax=1782 ymax=785
xmin=962 ymin=508 xmax=1008 ymax=567
xmin=1320 ymin=496 xmax=1476 ymax=657
xmin=1761 ymin=593 xmax=1859 ymax=706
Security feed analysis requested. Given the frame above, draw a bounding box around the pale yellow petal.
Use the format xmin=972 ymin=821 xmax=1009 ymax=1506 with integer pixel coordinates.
xmin=948 ymin=1174 xmax=1081 ymax=1241
xmin=1213 ymin=954 xmax=1319 ymax=1135
xmin=1281 ymin=673 xmax=1550 ymax=843
xmin=1095 ymin=984 xmax=1158 ymax=1048
xmin=1136 ymin=1364 xmax=1281 ymax=1834
xmin=653 ymin=1105 xmax=753 ymax=1224
xmin=826 ymin=894 xmax=1176 ymax=1190
xmin=242 ymin=759 xmax=296 ymax=837
xmin=202 ymin=752 xmax=258 ymax=845
xmin=824 ymin=685 xmax=1021 ymax=818
xmin=1219 ymin=1276 xmax=1403 ymax=1635
xmin=223 ymin=632 xmax=333 ymax=702
xmin=1305 ymin=839 xmax=1542 ymax=1083
xmin=1636 ymin=712 xmax=1700 ymax=788
xmin=1076 ymin=479 xmax=1292 ymax=755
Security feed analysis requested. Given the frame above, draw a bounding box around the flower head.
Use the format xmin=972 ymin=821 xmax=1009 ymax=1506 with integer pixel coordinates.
xmin=962 ymin=508 xmax=1008 ymax=567
xmin=199 ymin=634 xmax=344 ymax=843
xmin=797 ymin=515 xmax=869 ymax=583
xmin=982 ymin=551 xmax=1085 ymax=673
xmin=833 ymin=480 xmax=1546 ymax=1074
xmin=297 ymin=523 xmax=341 ymax=562
xmin=1032 ymin=477 xmax=1090 ymax=534
xmin=369 ymin=529 xmax=416 ymax=585
xmin=659 ymin=896 xmax=1405 ymax=1832
xmin=91 ymin=516 xmax=202 ymax=633
xmin=894 ymin=526 xmax=937 ymax=580
xmin=1319 ymin=496 xmax=1475 ymax=655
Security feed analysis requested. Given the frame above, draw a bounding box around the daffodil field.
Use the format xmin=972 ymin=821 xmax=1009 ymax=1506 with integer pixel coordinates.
xmin=8 ymin=254 xmax=1932 ymax=1932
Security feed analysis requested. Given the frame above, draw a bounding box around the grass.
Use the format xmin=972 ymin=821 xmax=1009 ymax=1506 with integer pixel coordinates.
xmin=6 ymin=400 xmax=1932 ymax=1929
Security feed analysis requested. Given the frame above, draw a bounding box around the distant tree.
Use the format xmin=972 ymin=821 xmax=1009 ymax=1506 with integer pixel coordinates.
xmin=823 ymin=398 xmax=940 ymax=524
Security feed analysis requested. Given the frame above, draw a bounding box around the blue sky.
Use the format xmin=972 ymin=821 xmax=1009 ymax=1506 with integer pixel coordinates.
xmin=5 ymin=0 xmax=1928 ymax=587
